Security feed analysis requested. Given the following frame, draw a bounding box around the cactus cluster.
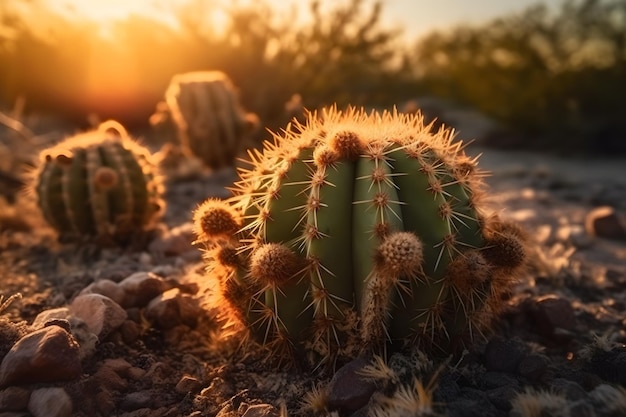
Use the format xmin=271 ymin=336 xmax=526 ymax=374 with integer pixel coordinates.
xmin=164 ymin=71 xmax=259 ymax=170
xmin=31 ymin=121 xmax=164 ymax=243
xmin=194 ymin=107 xmax=527 ymax=367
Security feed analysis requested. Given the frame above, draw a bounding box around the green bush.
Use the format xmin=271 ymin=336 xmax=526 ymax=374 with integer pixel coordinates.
xmin=411 ymin=0 xmax=626 ymax=154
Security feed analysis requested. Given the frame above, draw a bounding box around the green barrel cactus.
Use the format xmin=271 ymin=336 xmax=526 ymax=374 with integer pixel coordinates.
xmin=32 ymin=120 xmax=164 ymax=243
xmin=164 ymin=71 xmax=259 ymax=170
xmin=194 ymin=107 xmax=526 ymax=367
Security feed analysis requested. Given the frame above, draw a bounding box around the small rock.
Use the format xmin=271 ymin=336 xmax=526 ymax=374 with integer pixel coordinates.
xmin=67 ymin=318 xmax=99 ymax=360
xmin=27 ymin=387 xmax=72 ymax=417
xmin=79 ymin=279 xmax=125 ymax=306
xmin=517 ymin=354 xmax=550 ymax=381
xmin=241 ymin=404 xmax=280 ymax=417
xmin=93 ymin=362 xmax=129 ymax=392
xmin=119 ymin=320 xmax=141 ymax=345
xmin=486 ymin=385 xmax=518 ymax=411
xmin=585 ymin=206 xmax=626 ymax=240
xmin=550 ymin=378 xmax=588 ymax=401
xmin=0 ymin=386 xmax=30 ymax=411
xmin=326 ymin=356 xmax=377 ymax=414
xmin=588 ymin=383 xmax=626 ymax=415
xmin=70 ymin=293 xmax=127 ymax=340
xmin=529 ymin=295 xmax=576 ymax=340
xmin=120 ymin=391 xmax=155 ymax=411
xmin=0 ymin=326 xmax=81 ymax=386
xmin=148 ymin=223 xmax=197 ymax=257
xmin=31 ymin=307 xmax=71 ymax=329
xmin=118 ymin=272 xmax=172 ymax=308
xmin=144 ymin=288 xmax=199 ymax=329
xmin=481 ymin=371 xmax=519 ymax=389
xmin=587 ymin=347 xmax=626 ymax=386
xmin=484 ymin=337 xmax=526 ymax=373
xmin=175 ymin=375 xmax=202 ymax=395
xmin=568 ymin=400 xmax=596 ymax=417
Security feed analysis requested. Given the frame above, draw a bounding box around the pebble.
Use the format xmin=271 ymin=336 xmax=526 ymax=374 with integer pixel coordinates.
xmin=483 ymin=337 xmax=526 ymax=373
xmin=549 ymin=378 xmax=588 ymax=401
xmin=241 ymin=403 xmax=280 ymax=417
xmin=79 ymin=279 xmax=126 ymax=306
xmin=144 ymin=288 xmax=200 ymax=329
xmin=31 ymin=307 xmax=71 ymax=329
xmin=118 ymin=272 xmax=172 ymax=308
xmin=529 ymin=295 xmax=576 ymax=341
xmin=148 ymin=222 xmax=197 ymax=257
xmin=27 ymin=387 xmax=72 ymax=417
xmin=69 ymin=293 xmax=127 ymax=340
xmin=517 ymin=354 xmax=550 ymax=381
xmin=326 ymin=356 xmax=377 ymax=414
xmin=175 ymin=375 xmax=202 ymax=395
xmin=0 ymin=326 xmax=81 ymax=386
xmin=584 ymin=206 xmax=626 ymax=240
xmin=568 ymin=400 xmax=596 ymax=417
xmin=0 ymin=386 xmax=30 ymax=412
xmin=587 ymin=347 xmax=626 ymax=386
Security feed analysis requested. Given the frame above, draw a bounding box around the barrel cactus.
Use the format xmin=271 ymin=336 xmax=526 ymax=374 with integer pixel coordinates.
xmin=164 ymin=70 xmax=259 ymax=170
xmin=194 ymin=107 xmax=527 ymax=367
xmin=32 ymin=120 xmax=164 ymax=244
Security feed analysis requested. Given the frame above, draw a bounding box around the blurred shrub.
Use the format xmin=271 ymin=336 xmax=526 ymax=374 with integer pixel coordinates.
xmin=412 ymin=0 xmax=626 ymax=154
xmin=0 ymin=0 xmax=417 ymax=131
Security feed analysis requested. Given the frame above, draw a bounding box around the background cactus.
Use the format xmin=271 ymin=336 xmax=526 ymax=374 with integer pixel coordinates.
xmin=163 ymin=71 xmax=259 ymax=170
xmin=31 ymin=120 xmax=164 ymax=244
xmin=194 ymin=106 xmax=527 ymax=367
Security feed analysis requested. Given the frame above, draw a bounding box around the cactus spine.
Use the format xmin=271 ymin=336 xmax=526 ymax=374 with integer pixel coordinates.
xmin=165 ymin=71 xmax=259 ymax=170
xmin=33 ymin=121 xmax=163 ymax=243
xmin=194 ymin=107 xmax=526 ymax=367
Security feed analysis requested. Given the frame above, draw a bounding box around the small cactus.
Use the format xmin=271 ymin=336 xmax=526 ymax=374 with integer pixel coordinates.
xmin=31 ymin=120 xmax=164 ymax=243
xmin=164 ymin=71 xmax=259 ymax=170
xmin=194 ymin=107 xmax=526 ymax=367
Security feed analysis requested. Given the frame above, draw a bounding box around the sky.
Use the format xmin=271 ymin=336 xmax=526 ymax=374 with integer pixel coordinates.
xmin=42 ymin=0 xmax=566 ymax=41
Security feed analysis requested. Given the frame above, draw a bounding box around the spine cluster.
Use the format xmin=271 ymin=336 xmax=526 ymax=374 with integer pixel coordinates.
xmin=165 ymin=71 xmax=259 ymax=170
xmin=32 ymin=121 xmax=163 ymax=243
xmin=194 ymin=107 xmax=527 ymax=367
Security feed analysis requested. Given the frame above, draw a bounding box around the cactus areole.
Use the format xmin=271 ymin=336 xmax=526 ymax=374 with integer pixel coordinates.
xmin=194 ymin=107 xmax=526 ymax=367
xmin=33 ymin=121 xmax=163 ymax=243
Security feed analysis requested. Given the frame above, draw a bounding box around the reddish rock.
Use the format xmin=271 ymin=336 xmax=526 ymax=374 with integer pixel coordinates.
xmin=0 ymin=386 xmax=30 ymax=411
xmin=118 ymin=271 xmax=172 ymax=308
xmin=326 ymin=356 xmax=377 ymax=414
xmin=585 ymin=206 xmax=626 ymax=240
xmin=0 ymin=326 xmax=82 ymax=387
xmin=530 ymin=294 xmax=577 ymax=340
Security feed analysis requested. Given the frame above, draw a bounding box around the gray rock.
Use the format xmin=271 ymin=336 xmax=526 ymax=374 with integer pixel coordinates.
xmin=27 ymin=387 xmax=72 ymax=417
xmin=0 ymin=326 xmax=81 ymax=386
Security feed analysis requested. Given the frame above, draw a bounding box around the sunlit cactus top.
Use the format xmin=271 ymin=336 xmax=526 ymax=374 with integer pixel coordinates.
xmin=32 ymin=121 xmax=164 ymax=244
xmin=194 ymin=106 xmax=527 ymax=368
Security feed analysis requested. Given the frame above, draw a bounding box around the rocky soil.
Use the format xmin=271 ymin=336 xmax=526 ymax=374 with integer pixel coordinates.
xmin=1 ymin=136 xmax=626 ymax=417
